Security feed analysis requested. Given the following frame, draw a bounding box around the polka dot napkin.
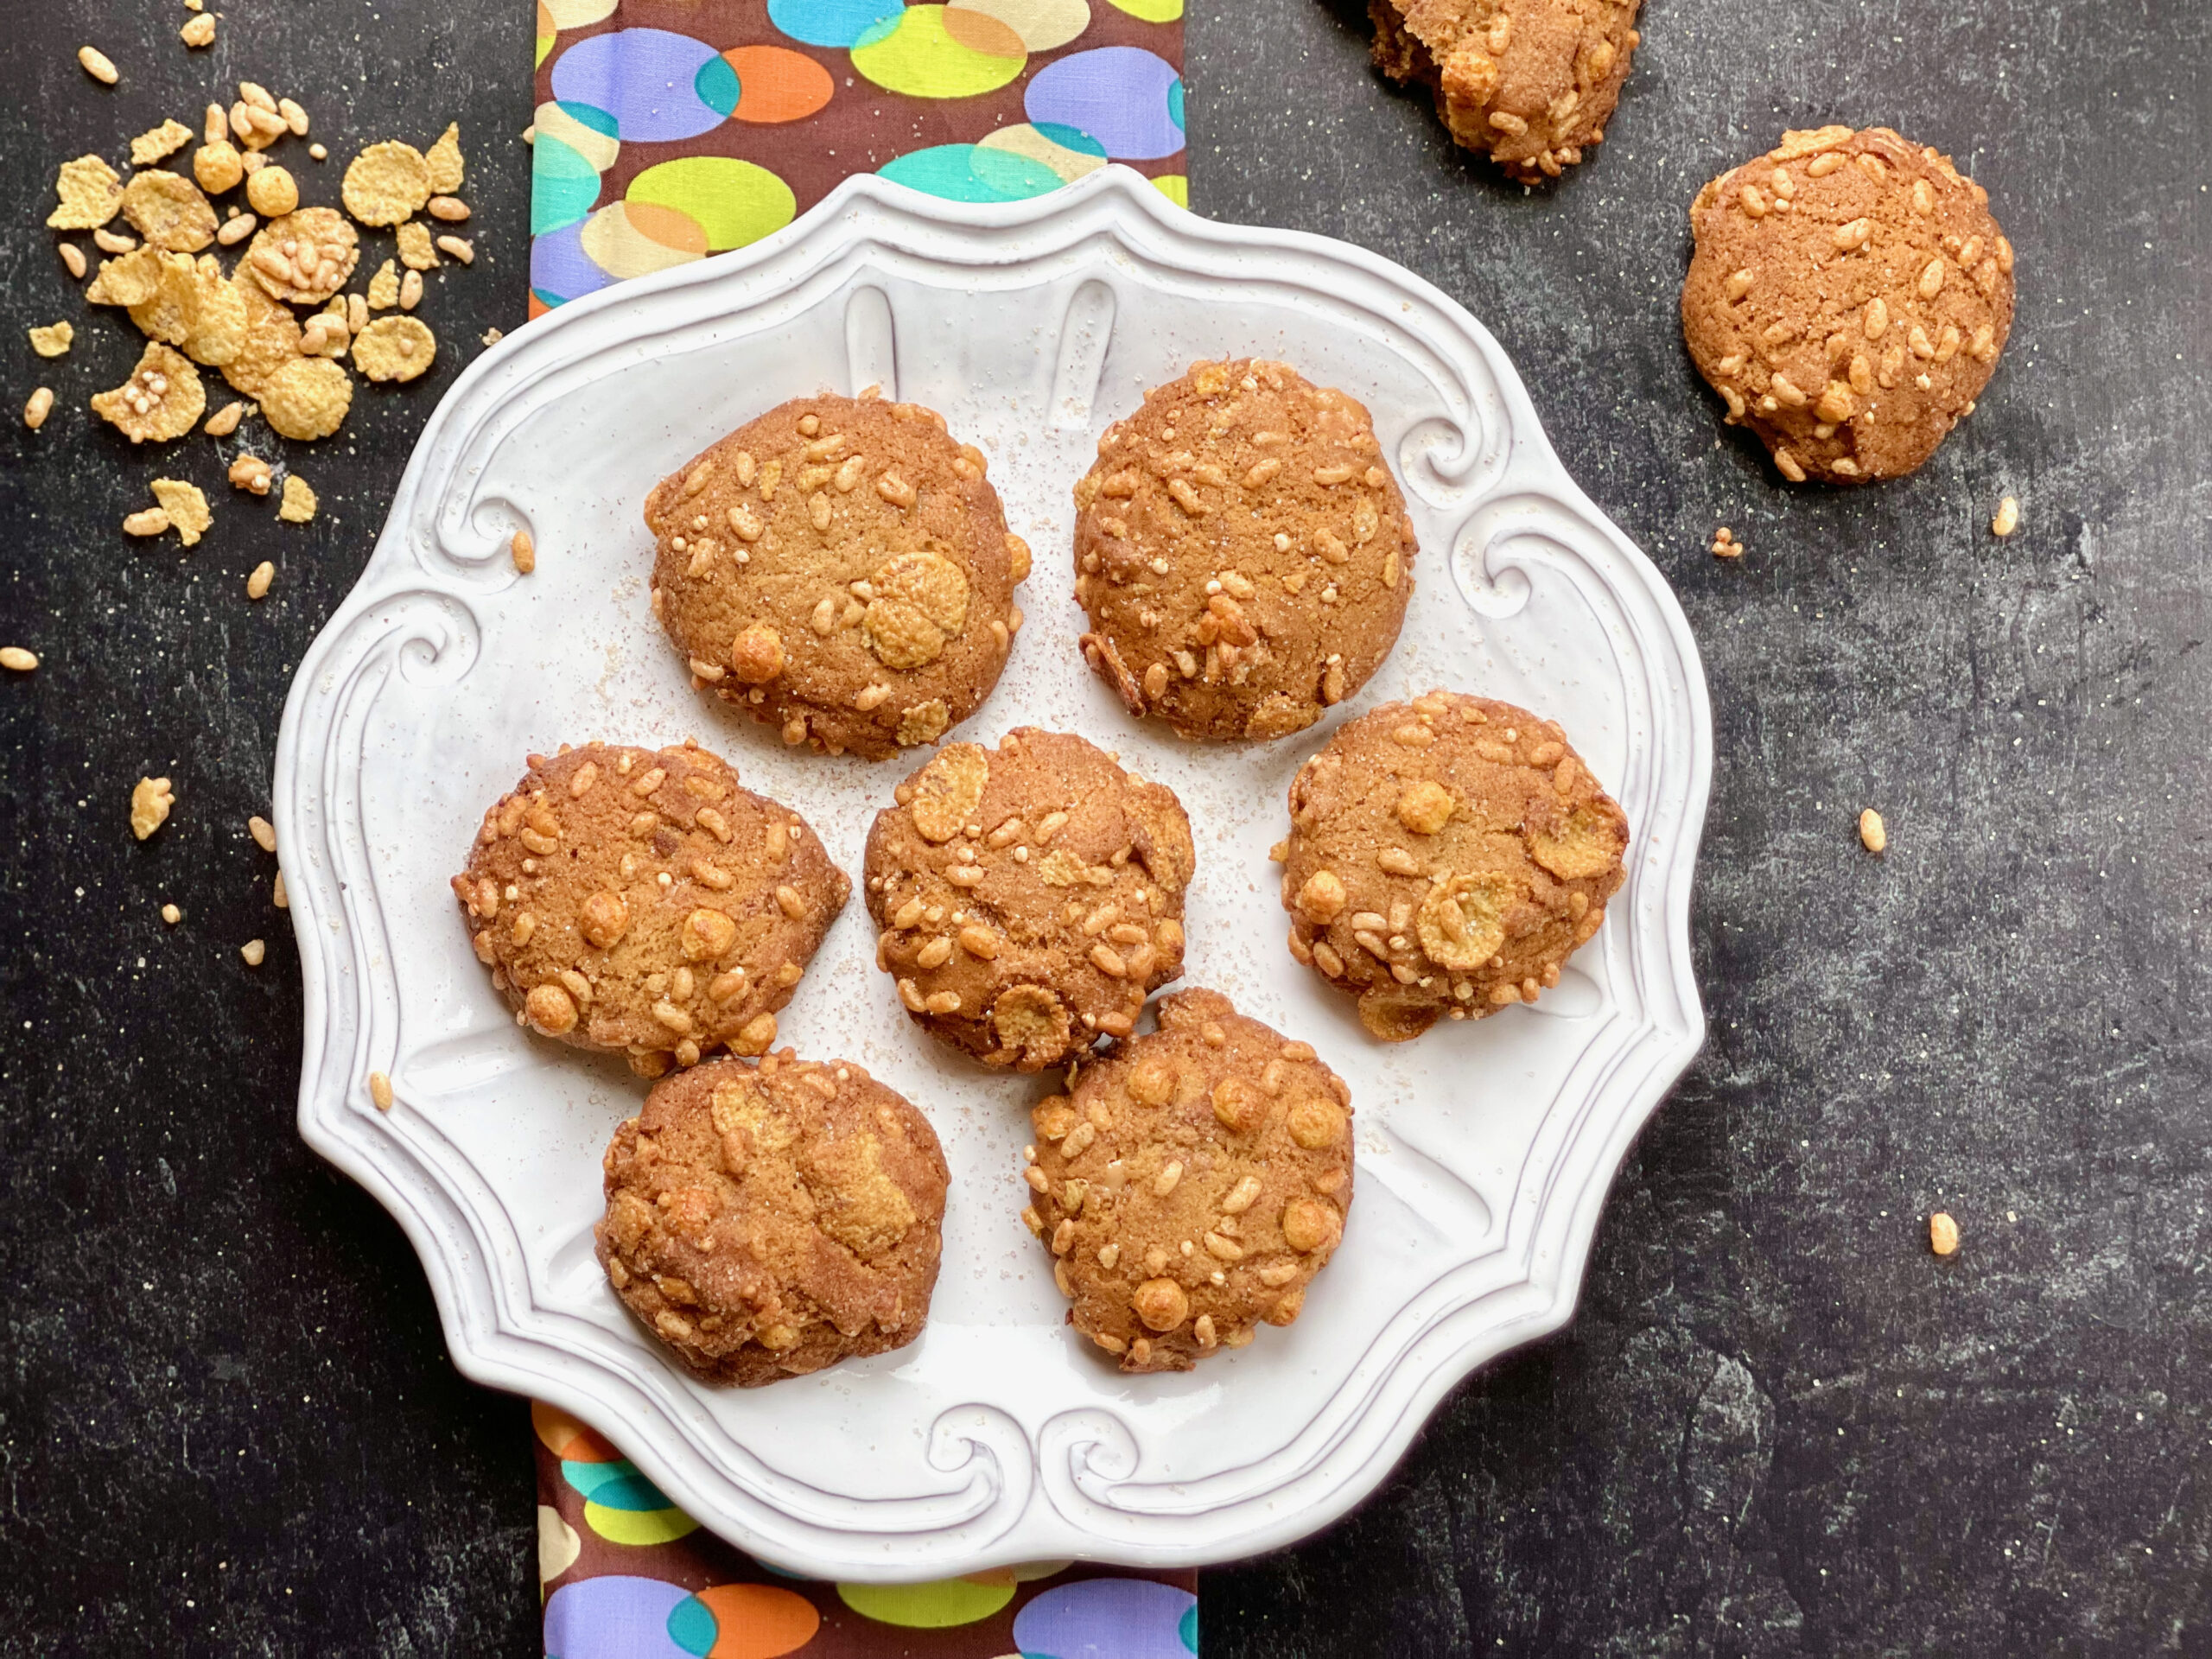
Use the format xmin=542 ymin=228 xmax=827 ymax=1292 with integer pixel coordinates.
xmin=529 ymin=0 xmax=1190 ymax=315
xmin=527 ymin=10 xmax=1193 ymax=1646
xmin=534 ymin=1402 xmax=1199 ymax=1656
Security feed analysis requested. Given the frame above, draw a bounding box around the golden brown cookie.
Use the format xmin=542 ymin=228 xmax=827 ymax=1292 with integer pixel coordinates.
xmin=1682 ymin=125 xmax=2016 ymax=485
xmin=1025 ymin=988 xmax=1354 ymax=1373
xmin=1280 ymin=690 xmax=1625 ymax=1039
xmin=597 ymin=1052 xmax=949 ymax=1386
xmin=452 ymin=741 xmax=849 ymax=1076
xmin=863 ymin=728 xmax=1195 ymax=1070
xmin=647 ymin=393 xmax=1029 ymax=760
xmin=1370 ymin=0 xmax=1642 ymax=183
xmin=1072 ymin=359 xmax=1415 ymax=744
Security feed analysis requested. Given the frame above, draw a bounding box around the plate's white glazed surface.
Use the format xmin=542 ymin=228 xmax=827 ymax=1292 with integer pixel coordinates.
xmin=276 ymin=166 xmax=1710 ymax=1581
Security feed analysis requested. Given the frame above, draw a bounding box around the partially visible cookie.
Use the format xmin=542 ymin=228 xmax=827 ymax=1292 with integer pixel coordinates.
xmin=1683 ymin=125 xmax=2016 ymax=484
xmin=1025 ymin=988 xmax=1354 ymax=1373
xmin=598 ymin=1052 xmax=949 ymax=1386
xmin=1072 ymin=359 xmax=1414 ymax=743
xmin=1281 ymin=690 xmax=1625 ymax=1040
xmin=452 ymin=741 xmax=849 ymax=1076
xmin=1370 ymin=0 xmax=1643 ymax=183
xmin=864 ymin=728 xmax=1195 ymax=1070
xmin=646 ymin=393 xmax=1028 ymax=760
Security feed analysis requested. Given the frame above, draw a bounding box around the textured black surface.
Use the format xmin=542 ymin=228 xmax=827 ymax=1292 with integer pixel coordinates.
xmin=3 ymin=0 xmax=2208 ymax=1652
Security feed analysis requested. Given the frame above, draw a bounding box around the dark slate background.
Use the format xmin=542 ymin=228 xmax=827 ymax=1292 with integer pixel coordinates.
xmin=3 ymin=0 xmax=2206 ymax=1651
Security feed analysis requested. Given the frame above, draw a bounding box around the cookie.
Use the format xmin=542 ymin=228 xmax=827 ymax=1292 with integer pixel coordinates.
xmin=864 ymin=728 xmax=1195 ymax=1070
xmin=1071 ymin=359 xmax=1415 ymax=743
xmin=1682 ymin=125 xmax=2016 ymax=484
xmin=452 ymin=741 xmax=849 ymax=1077
xmin=1024 ymin=988 xmax=1354 ymax=1373
xmin=597 ymin=1052 xmax=949 ymax=1386
xmin=646 ymin=392 xmax=1029 ymax=761
xmin=1280 ymin=690 xmax=1625 ymax=1040
xmin=1370 ymin=0 xmax=1642 ymax=183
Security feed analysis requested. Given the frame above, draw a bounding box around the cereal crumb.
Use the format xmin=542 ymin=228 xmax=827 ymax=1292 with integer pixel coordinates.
xmin=180 ymin=11 xmax=216 ymax=47
xmin=246 ymin=560 xmax=275 ymax=599
xmin=161 ymin=902 xmax=181 ymax=925
xmin=272 ymin=871 xmax=289 ymax=909
xmin=1991 ymin=495 xmax=2020 ymax=537
xmin=0 ymin=646 xmax=39 ymax=671
xmin=308 ymin=142 xmax=328 ymax=161
xmin=203 ymin=400 xmax=245 ymax=437
xmin=23 ymin=387 xmax=54 ymax=429
xmin=227 ymin=454 xmax=273 ymax=495
xmin=1929 ymin=1211 xmax=1960 ymax=1256
xmin=278 ymin=474 xmax=317 ymax=523
xmin=434 ymin=233 xmax=474 ymax=265
xmin=123 ymin=508 xmax=172 ymax=538
xmin=240 ymin=938 xmax=267 ymax=967
xmin=59 ymin=244 xmax=88 ymax=280
xmin=368 ymin=1070 xmax=394 ymax=1110
xmin=511 ymin=529 xmax=536 ymax=574
xmin=424 ymin=124 xmax=463 ymax=194
xmin=248 ymin=814 xmax=276 ymax=852
xmin=131 ymin=119 xmax=194 ymax=166
xmin=396 ymin=220 xmax=438 ymax=270
xmin=29 ymin=322 xmax=73 ymax=358
xmin=1710 ymin=525 xmax=1742 ymax=559
xmin=1858 ymin=808 xmax=1886 ymax=854
xmin=480 ymin=327 xmax=503 ymax=346
xmin=130 ymin=775 xmax=175 ymax=839
xmin=150 ymin=479 xmax=213 ymax=546
xmin=48 ymin=155 xmax=124 ymax=230
xmin=79 ymin=45 xmax=119 ymax=85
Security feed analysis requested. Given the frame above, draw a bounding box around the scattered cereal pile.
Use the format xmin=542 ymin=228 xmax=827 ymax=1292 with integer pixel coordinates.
xmin=35 ymin=49 xmax=481 ymax=557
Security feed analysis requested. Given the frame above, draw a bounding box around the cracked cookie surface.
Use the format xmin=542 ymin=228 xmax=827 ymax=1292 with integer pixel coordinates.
xmin=865 ymin=728 xmax=1195 ymax=1070
xmin=598 ymin=1052 xmax=948 ymax=1386
xmin=1683 ymin=125 xmax=2015 ymax=484
xmin=1071 ymin=358 xmax=1414 ymax=743
xmin=1281 ymin=691 xmax=1626 ymax=1040
xmin=1370 ymin=0 xmax=1643 ymax=183
xmin=1025 ymin=988 xmax=1354 ymax=1373
xmin=647 ymin=392 xmax=1028 ymax=760
xmin=453 ymin=741 xmax=849 ymax=1076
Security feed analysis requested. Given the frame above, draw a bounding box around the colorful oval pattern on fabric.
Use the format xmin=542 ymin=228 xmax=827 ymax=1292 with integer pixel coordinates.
xmin=1107 ymin=0 xmax=1183 ymax=18
xmin=664 ymin=1583 xmax=822 ymax=1657
xmin=545 ymin=1576 xmax=692 ymax=1659
xmin=957 ymin=0 xmax=1092 ymax=52
xmin=721 ymin=46 xmax=836 ymax=123
xmin=536 ymin=99 xmax=622 ymax=172
xmin=880 ymin=143 xmax=1065 ymax=202
xmin=837 ymin=1577 xmax=1018 ymax=1627
xmin=531 ymin=133 xmax=603 ymax=236
xmin=853 ymin=6 xmax=1027 ymax=99
xmin=550 ymin=29 xmax=731 ymax=143
xmin=531 ymin=218 xmax=612 ymax=307
xmin=979 ymin=123 xmax=1108 ymax=184
xmin=1012 ymin=1576 xmax=1200 ymax=1656
xmin=767 ymin=0 xmax=904 ymax=48
xmin=1025 ymin=46 xmax=1184 ymax=159
xmin=533 ymin=1400 xmax=622 ymax=1463
xmin=626 ymin=157 xmax=798 ymax=251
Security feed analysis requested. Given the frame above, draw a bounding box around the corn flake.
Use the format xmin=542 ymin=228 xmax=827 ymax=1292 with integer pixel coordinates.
xmin=48 ymin=155 xmax=124 ymax=230
xmin=122 ymin=169 xmax=218 ymax=252
xmin=123 ymin=251 xmax=198 ymax=346
xmin=130 ymin=119 xmax=194 ymax=167
xmin=220 ymin=276 xmax=303 ymax=397
xmin=351 ymin=315 xmax=436 ymax=383
xmin=92 ymin=342 xmax=207 ymax=443
xmin=365 ymin=258 xmax=400 ymax=309
xmin=342 ymin=140 xmax=431 ymax=226
xmin=86 ymin=247 xmax=162 ymax=308
xmin=257 ymin=355 xmax=353 ymax=441
xmin=424 ymin=123 xmax=464 ymax=194
xmin=396 ymin=219 xmax=439 ymax=271
xmin=279 ymin=474 xmax=318 ymax=523
xmin=29 ymin=322 xmax=73 ymax=358
xmin=151 ymin=480 xmax=213 ymax=547
xmin=243 ymin=207 xmax=359 ymax=303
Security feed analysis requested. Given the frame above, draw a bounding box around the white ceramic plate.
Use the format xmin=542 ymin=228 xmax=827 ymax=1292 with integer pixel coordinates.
xmin=276 ymin=166 xmax=1710 ymax=1581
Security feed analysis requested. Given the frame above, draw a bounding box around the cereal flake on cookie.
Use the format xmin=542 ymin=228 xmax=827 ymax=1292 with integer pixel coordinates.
xmin=1682 ymin=125 xmax=2015 ymax=484
xmin=1071 ymin=359 xmax=1415 ymax=743
xmin=864 ymin=728 xmax=1196 ymax=1070
xmin=453 ymin=741 xmax=850 ymax=1076
xmin=1025 ymin=988 xmax=1354 ymax=1372
xmin=1370 ymin=0 xmax=1643 ymax=182
xmin=1281 ymin=690 xmax=1626 ymax=1039
xmin=244 ymin=207 xmax=360 ymax=304
xmin=646 ymin=392 xmax=1027 ymax=760
xmin=597 ymin=1052 xmax=948 ymax=1385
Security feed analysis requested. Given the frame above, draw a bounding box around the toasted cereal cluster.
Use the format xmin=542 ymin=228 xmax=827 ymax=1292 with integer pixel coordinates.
xmin=452 ymin=741 xmax=849 ymax=1077
xmin=646 ymin=393 xmax=1029 ymax=760
xmin=1370 ymin=0 xmax=1643 ymax=183
xmin=1025 ymin=989 xmax=1355 ymax=1373
xmin=1281 ymin=691 xmax=1627 ymax=1039
xmin=1683 ymin=125 xmax=2015 ymax=484
xmin=598 ymin=1053 xmax=949 ymax=1386
xmin=1071 ymin=359 xmax=1415 ymax=743
xmin=864 ymin=728 xmax=1195 ymax=1070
